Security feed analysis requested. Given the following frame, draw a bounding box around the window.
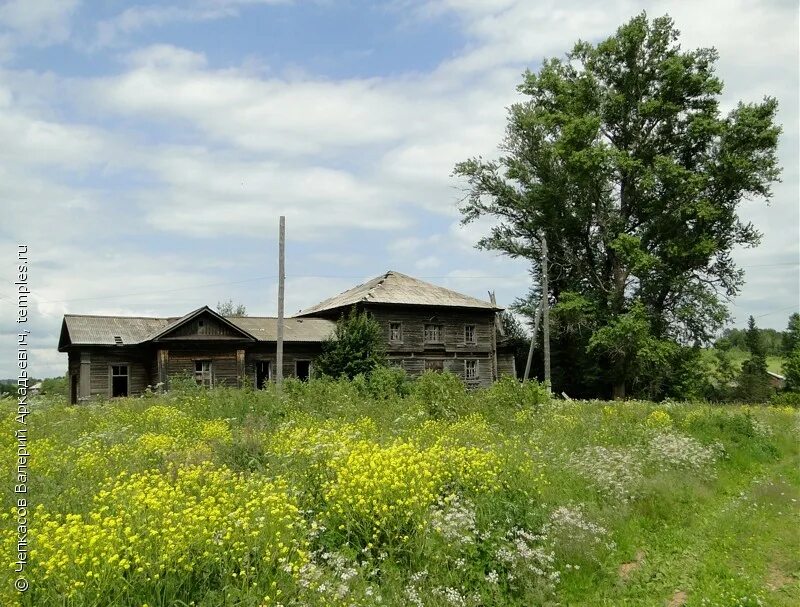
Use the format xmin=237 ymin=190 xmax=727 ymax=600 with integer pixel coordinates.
xmin=195 ymin=360 xmax=213 ymax=387
xmin=464 ymin=324 xmax=476 ymax=344
xmin=465 ymin=359 xmax=478 ymax=381
xmin=111 ymin=364 xmax=129 ymax=397
xmin=424 ymin=324 xmax=443 ymax=343
xmin=389 ymin=322 xmax=403 ymax=342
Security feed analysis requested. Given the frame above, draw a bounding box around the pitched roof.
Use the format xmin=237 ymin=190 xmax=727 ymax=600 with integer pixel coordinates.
xmin=296 ymin=271 xmax=501 ymax=316
xmin=150 ymin=306 xmax=257 ymax=342
xmin=58 ymin=313 xmax=335 ymax=349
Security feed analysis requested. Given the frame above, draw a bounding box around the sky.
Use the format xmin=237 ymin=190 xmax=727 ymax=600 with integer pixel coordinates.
xmin=0 ymin=0 xmax=798 ymax=379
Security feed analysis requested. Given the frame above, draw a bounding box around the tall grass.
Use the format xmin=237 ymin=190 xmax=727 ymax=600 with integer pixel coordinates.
xmin=0 ymin=373 xmax=797 ymax=606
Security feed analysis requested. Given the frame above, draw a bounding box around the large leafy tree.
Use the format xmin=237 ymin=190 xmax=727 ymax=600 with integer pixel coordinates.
xmin=455 ymin=13 xmax=781 ymax=398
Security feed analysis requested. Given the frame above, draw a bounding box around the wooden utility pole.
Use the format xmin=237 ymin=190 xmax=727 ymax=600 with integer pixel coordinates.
xmin=488 ymin=291 xmax=499 ymax=381
xmin=541 ymin=233 xmax=551 ymax=391
xmin=276 ymin=216 xmax=285 ymax=390
xmin=522 ymin=299 xmax=543 ymax=382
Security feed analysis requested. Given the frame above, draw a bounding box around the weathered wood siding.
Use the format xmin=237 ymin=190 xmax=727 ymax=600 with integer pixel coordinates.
xmin=167 ymin=347 xmax=240 ymax=387
xmin=245 ymin=343 xmax=323 ymax=386
xmin=366 ymin=304 xmax=497 ymax=387
xmin=161 ymin=315 xmax=241 ymax=339
xmin=364 ymin=304 xmax=495 ymax=353
xmin=72 ymin=346 xmax=153 ymax=398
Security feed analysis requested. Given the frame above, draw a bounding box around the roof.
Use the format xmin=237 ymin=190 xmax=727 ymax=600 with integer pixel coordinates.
xmin=149 ymin=306 xmax=257 ymax=342
xmin=296 ymin=270 xmax=501 ymax=316
xmin=59 ymin=312 xmax=335 ymax=349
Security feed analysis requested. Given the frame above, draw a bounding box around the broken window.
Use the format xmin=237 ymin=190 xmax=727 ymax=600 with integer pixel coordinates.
xmin=465 ymin=359 xmax=478 ymax=381
xmin=389 ymin=322 xmax=403 ymax=342
xmin=111 ymin=364 xmax=129 ymax=397
xmin=195 ymin=360 xmax=213 ymax=387
xmin=464 ymin=324 xmax=476 ymax=344
xmin=424 ymin=324 xmax=443 ymax=343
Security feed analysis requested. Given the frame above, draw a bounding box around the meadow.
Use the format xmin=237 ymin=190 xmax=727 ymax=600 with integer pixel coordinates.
xmin=1 ymin=371 xmax=798 ymax=607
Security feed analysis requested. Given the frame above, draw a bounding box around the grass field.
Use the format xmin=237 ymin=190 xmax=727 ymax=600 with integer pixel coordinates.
xmin=703 ymin=347 xmax=786 ymax=375
xmin=2 ymin=373 xmax=798 ymax=606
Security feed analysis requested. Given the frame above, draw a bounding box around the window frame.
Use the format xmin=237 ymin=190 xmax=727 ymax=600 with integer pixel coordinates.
xmin=108 ymin=363 xmax=130 ymax=397
xmin=464 ymin=359 xmax=479 ymax=381
xmin=464 ymin=324 xmax=476 ymax=344
xmin=389 ymin=321 xmax=403 ymax=343
xmin=423 ymin=323 xmax=444 ymax=344
xmin=194 ymin=359 xmax=213 ymax=388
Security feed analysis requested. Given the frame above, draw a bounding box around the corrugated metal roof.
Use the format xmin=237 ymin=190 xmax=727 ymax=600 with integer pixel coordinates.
xmin=61 ymin=315 xmax=172 ymax=347
xmin=60 ymin=314 xmax=335 ymax=347
xmin=296 ymin=270 xmax=501 ymax=316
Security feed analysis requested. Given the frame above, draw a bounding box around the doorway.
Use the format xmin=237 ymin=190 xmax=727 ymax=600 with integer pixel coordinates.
xmin=70 ymin=374 xmax=78 ymax=404
xmin=295 ymin=360 xmax=311 ymax=381
xmin=255 ymin=360 xmax=271 ymax=389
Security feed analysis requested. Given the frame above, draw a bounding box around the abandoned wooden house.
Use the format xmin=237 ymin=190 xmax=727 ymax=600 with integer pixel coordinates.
xmin=58 ymin=271 xmax=516 ymax=402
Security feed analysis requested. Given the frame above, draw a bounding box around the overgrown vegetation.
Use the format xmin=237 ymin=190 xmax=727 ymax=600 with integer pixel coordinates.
xmin=2 ymin=376 xmax=797 ymax=606
xmin=315 ymin=308 xmax=387 ymax=380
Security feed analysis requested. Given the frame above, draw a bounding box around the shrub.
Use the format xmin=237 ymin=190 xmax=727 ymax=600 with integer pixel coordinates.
xmin=315 ymin=308 xmax=387 ymax=379
xmin=481 ymin=375 xmax=550 ymax=411
xmin=411 ymin=371 xmax=469 ymax=420
xmin=367 ymin=365 xmax=411 ymax=399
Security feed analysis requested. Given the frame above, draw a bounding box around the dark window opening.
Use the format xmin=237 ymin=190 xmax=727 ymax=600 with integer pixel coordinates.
xmin=111 ymin=365 xmax=129 ymax=397
xmin=389 ymin=322 xmax=402 ymax=342
xmin=114 ymin=335 xmax=123 ymax=345
xmin=296 ymin=360 xmax=311 ymax=381
xmin=255 ymin=360 xmax=271 ymax=389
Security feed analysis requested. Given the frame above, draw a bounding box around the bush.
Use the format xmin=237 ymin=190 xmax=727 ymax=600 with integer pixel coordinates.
xmin=411 ymin=371 xmax=468 ymax=420
xmin=481 ymin=375 xmax=550 ymax=411
xmin=315 ymin=308 xmax=387 ymax=379
xmin=367 ymin=365 xmax=411 ymax=399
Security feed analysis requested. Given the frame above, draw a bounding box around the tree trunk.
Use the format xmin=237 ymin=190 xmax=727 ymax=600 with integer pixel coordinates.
xmin=612 ymin=381 xmax=626 ymax=400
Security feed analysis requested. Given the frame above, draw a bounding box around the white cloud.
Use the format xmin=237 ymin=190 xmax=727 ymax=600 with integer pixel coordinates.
xmin=0 ymin=0 xmax=81 ymax=48
xmin=1 ymin=0 xmax=797 ymax=378
xmin=93 ymin=1 xmax=291 ymax=49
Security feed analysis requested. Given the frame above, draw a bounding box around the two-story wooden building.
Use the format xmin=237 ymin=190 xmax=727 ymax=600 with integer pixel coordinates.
xmin=58 ymin=271 xmax=515 ymax=402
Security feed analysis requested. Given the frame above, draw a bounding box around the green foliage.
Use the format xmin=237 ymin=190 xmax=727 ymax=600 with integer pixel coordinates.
xmin=783 ymin=346 xmax=800 ymax=392
xmin=315 ymin=308 xmax=388 ymax=380
xmin=39 ymin=376 xmax=68 ymax=397
xmin=411 ymin=370 xmax=469 ymax=419
xmin=783 ymin=313 xmax=800 ymax=355
xmin=366 ymin=365 xmax=411 ymax=399
xmin=216 ymin=299 xmax=247 ymax=316
xmin=454 ymin=13 xmax=781 ymax=399
xmin=588 ymin=302 xmax=677 ymax=398
xmin=481 ymin=374 xmax=550 ymax=410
